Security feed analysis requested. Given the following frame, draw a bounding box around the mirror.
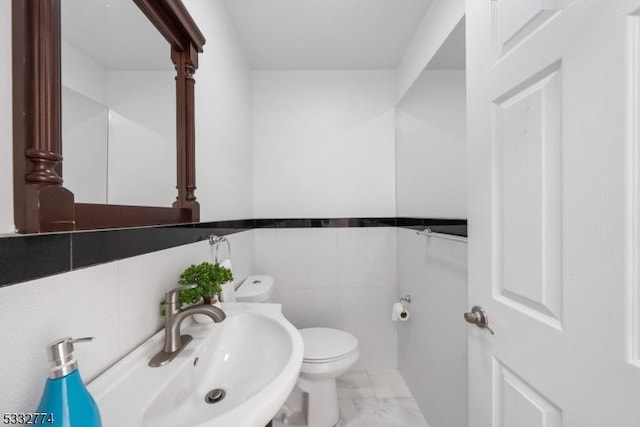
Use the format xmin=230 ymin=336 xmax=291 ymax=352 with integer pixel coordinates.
xmin=61 ymin=0 xmax=176 ymax=207
xmin=12 ymin=0 xmax=205 ymax=233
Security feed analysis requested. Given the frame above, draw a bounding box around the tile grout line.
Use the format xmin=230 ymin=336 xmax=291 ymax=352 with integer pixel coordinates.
xmin=365 ymin=368 xmax=378 ymax=399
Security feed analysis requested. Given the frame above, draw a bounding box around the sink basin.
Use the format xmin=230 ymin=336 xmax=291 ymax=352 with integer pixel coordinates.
xmin=88 ymin=303 xmax=303 ymax=427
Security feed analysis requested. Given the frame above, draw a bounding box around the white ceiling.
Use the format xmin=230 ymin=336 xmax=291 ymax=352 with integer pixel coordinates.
xmin=62 ymin=0 xmax=173 ymax=71
xmin=61 ymin=1 xmax=460 ymax=72
xmin=222 ymin=0 xmax=435 ymax=70
xmin=426 ymin=17 xmax=466 ymax=70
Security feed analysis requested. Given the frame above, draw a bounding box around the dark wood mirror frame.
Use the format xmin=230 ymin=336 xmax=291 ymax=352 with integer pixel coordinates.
xmin=12 ymin=0 xmax=205 ymax=233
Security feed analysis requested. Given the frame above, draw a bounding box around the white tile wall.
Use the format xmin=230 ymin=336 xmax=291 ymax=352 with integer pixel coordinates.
xmin=255 ymin=227 xmax=398 ymax=369
xmin=115 ymin=239 xmax=208 ymax=355
xmin=0 ymin=226 xmax=467 ymax=419
xmin=396 ymin=228 xmax=468 ymax=427
xmin=0 ymin=230 xmax=254 ymax=413
xmin=0 ymin=263 xmax=120 ymax=413
xmin=223 ymin=230 xmax=255 ymax=288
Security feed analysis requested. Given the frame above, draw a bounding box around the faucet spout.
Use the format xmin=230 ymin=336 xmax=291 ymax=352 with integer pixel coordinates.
xmin=149 ymin=286 xmax=226 ymax=367
xmin=162 ymin=304 xmax=226 ymax=354
xmin=179 ymin=303 xmax=226 ymax=323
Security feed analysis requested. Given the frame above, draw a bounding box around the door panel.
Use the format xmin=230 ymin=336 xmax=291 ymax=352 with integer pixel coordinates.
xmin=494 ymin=360 xmax=562 ymax=427
xmin=493 ymin=65 xmax=563 ymax=327
xmin=494 ymin=0 xmax=567 ymax=57
xmin=467 ymin=1 xmax=640 ymax=426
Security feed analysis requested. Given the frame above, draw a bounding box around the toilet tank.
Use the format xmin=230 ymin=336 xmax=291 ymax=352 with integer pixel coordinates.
xmin=235 ymin=275 xmax=274 ymax=303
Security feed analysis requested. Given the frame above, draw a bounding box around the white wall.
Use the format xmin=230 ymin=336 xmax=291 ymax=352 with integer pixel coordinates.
xmin=396 ymin=228 xmax=467 ymax=427
xmin=60 ymin=41 xmax=110 ymax=204
xmin=254 ymin=227 xmax=397 ymax=369
xmin=106 ymin=71 xmax=176 ymax=207
xmin=62 ymin=88 xmax=109 ymax=204
xmin=0 ymin=230 xmax=254 ymax=413
xmin=396 ymin=0 xmax=465 ymax=102
xmin=396 ymin=70 xmax=467 ymax=217
xmin=185 ymin=0 xmax=254 ymax=221
xmin=0 ymin=0 xmax=13 ymax=234
xmin=395 ymin=12 xmax=468 ymax=425
xmin=252 ymin=70 xmax=397 ymax=218
xmin=61 ymin=41 xmax=108 ymax=106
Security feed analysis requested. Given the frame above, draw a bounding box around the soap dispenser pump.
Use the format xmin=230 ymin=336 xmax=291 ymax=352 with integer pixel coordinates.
xmin=36 ymin=337 xmax=102 ymax=427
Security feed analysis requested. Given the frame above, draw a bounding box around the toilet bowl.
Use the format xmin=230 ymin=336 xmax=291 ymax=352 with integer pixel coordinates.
xmin=296 ymin=328 xmax=359 ymax=427
xmin=236 ymin=276 xmax=360 ymax=427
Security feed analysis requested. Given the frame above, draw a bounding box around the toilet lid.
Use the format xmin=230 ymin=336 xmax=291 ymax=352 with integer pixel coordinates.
xmin=235 ymin=275 xmax=273 ymax=302
xmin=300 ymin=328 xmax=358 ymax=362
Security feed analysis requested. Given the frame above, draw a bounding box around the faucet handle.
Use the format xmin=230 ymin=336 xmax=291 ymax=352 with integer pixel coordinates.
xmin=165 ymin=285 xmax=196 ymax=305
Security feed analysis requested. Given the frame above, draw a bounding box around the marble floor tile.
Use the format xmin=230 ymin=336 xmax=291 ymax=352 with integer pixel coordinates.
xmin=337 ymin=369 xmax=375 ymax=399
xmin=338 ymin=415 xmax=390 ymax=427
xmin=376 ymin=398 xmax=430 ymax=427
xmin=367 ymin=369 xmax=414 ymax=399
xmin=338 ymin=398 xmax=429 ymax=427
xmin=338 ymin=399 xmax=385 ymax=426
xmin=293 ymin=369 xmax=429 ymax=427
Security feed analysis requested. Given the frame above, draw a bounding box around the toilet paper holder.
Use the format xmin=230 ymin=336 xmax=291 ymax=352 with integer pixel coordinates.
xmin=399 ymin=295 xmax=412 ymax=306
xmin=392 ymin=295 xmax=412 ymax=321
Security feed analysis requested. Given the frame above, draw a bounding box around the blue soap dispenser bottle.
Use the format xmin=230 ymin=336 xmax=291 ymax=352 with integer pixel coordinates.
xmin=36 ymin=337 xmax=102 ymax=427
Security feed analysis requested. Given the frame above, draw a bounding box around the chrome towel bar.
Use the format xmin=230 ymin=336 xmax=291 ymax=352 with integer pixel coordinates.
xmin=415 ymin=227 xmax=467 ymax=243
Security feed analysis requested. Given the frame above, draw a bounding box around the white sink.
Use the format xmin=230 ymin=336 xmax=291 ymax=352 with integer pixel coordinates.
xmin=88 ymin=303 xmax=303 ymax=427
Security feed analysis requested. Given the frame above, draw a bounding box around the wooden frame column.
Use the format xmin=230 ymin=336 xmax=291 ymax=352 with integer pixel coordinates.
xmin=171 ymin=43 xmax=199 ymax=220
xmin=12 ymin=0 xmax=75 ymax=233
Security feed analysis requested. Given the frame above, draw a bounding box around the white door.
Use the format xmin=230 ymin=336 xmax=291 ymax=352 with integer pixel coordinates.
xmin=467 ymin=1 xmax=640 ymax=426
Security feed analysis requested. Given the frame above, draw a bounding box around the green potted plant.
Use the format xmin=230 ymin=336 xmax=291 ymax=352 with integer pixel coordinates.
xmin=178 ymin=261 xmax=233 ymax=306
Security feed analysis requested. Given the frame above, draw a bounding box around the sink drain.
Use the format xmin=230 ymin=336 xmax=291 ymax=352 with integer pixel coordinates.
xmin=205 ymin=388 xmax=226 ymax=404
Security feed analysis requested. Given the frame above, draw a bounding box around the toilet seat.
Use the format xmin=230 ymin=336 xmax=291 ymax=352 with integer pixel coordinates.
xmin=300 ymin=327 xmax=358 ymax=363
xmin=303 ymin=352 xmax=356 ymax=364
xmin=286 ymin=328 xmax=360 ymax=427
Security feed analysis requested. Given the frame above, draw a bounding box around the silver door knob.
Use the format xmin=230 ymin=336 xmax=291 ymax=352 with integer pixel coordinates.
xmin=464 ymin=306 xmax=495 ymax=335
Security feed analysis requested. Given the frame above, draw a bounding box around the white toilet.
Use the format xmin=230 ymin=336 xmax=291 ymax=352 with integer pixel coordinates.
xmin=236 ymin=276 xmax=360 ymax=427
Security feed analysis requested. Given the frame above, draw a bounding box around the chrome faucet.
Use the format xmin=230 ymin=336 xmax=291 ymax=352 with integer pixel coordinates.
xmin=149 ymin=285 xmax=226 ymax=367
